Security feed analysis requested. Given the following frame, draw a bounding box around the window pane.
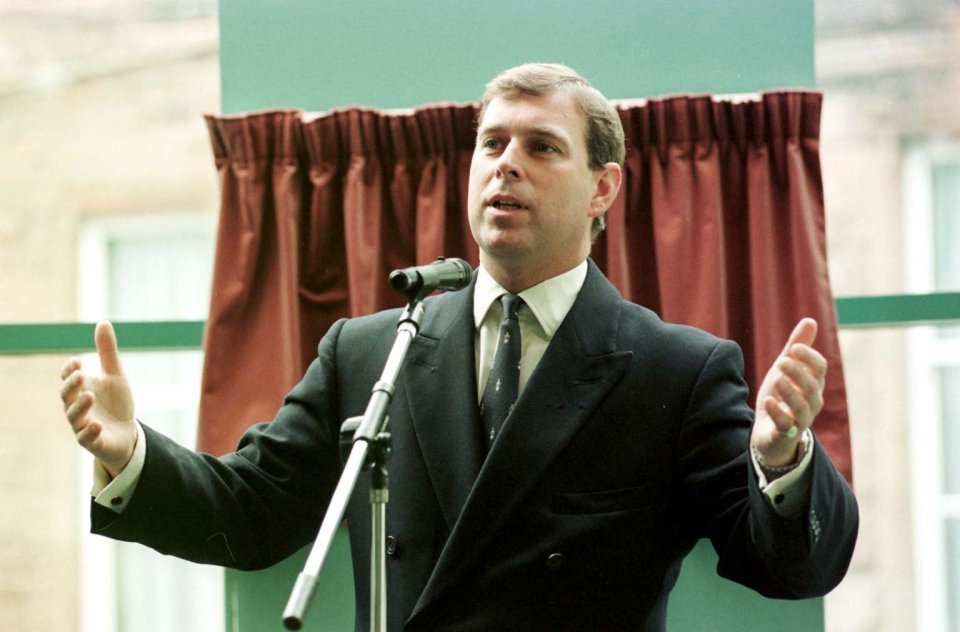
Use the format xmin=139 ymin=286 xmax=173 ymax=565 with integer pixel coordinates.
xmin=942 ymin=365 xmax=960 ymax=495
xmin=947 ymin=519 xmax=960 ymax=632
xmin=933 ymin=163 xmax=960 ymax=339
xmin=117 ymin=541 xmax=222 ymax=632
xmin=933 ymin=163 xmax=960 ymax=291
xmin=108 ymin=233 xmax=213 ymax=321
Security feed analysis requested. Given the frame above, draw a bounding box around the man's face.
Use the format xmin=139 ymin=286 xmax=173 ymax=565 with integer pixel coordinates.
xmin=468 ymin=91 xmax=610 ymax=278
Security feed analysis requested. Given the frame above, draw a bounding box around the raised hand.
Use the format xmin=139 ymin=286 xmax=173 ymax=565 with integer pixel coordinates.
xmin=750 ymin=318 xmax=827 ymax=467
xmin=59 ymin=321 xmax=137 ymax=478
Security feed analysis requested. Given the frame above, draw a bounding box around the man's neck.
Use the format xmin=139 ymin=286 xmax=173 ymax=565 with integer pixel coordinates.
xmin=479 ymin=254 xmax=589 ymax=294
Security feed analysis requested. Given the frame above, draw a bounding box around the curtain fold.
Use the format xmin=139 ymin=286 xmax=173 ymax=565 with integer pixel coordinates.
xmin=199 ymin=92 xmax=851 ymax=483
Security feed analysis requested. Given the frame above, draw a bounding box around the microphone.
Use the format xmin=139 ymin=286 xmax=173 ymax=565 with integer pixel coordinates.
xmin=389 ymin=257 xmax=473 ymax=294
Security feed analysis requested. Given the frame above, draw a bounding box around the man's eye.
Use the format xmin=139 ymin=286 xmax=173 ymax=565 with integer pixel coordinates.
xmin=532 ymin=142 xmax=555 ymax=153
xmin=481 ymin=138 xmax=502 ymax=150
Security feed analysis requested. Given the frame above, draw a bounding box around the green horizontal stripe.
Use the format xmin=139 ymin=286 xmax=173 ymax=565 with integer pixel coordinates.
xmin=1 ymin=292 xmax=959 ymax=355
xmin=0 ymin=321 xmax=204 ymax=355
xmin=835 ymin=292 xmax=960 ymax=327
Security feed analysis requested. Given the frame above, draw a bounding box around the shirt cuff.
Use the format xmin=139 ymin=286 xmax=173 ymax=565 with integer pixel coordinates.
xmin=91 ymin=421 xmax=146 ymax=514
xmin=753 ymin=429 xmax=814 ymax=519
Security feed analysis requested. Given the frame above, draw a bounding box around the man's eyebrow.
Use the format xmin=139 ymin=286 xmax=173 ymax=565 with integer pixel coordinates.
xmin=476 ymin=124 xmax=570 ymax=146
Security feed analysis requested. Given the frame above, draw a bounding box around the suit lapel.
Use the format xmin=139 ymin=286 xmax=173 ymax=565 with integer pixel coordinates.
xmin=409 ymin=261 xmax=633 ymax=622
xmin=403 ymin=283 xmax=485 ymax=530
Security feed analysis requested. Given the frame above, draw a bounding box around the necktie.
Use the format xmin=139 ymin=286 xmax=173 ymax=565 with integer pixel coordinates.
xmin=480 ymin=293 xmax=524 ymax=450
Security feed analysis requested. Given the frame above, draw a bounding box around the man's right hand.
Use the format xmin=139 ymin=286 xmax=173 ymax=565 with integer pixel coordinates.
xmin=60 ymin=321 xmax=137 ymax=479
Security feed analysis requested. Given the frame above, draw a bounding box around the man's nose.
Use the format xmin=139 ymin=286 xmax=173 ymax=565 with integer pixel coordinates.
xmin=494 ymin=143 xmax=522 ymax=180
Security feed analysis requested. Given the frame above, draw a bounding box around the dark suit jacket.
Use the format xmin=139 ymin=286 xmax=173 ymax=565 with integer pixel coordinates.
xmin=93 ymin=260 xmax=858 ymax=631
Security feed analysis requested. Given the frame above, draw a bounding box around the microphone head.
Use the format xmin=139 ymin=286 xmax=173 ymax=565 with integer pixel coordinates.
xmin=389 ymin=269 xmax=417 ymax=291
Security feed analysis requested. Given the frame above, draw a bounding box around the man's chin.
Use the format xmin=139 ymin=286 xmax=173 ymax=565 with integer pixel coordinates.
xmin=479 ymin=236 xmax=533 ymax=262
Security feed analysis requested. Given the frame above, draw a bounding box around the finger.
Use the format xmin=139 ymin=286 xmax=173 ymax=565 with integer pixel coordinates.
xmin=60 ymin=370 xmax=84 ymax=406
xmin=75 ymin=420 xmax=102 ymax=448
xmin=787 ymin=344 xmax=828 ymax=384
xmin=778 ymin=353 xmax=827 ymax=418
xmin=779 ymin=357 xmax=823 ymax=400
xmin=60 ymin=357 xmax=81 ymax=380
xmin=763 ymin=396 xmax=798 ymax=435
xmin=95 ymin=321 xmax=125 ymax=376
xmin=779 ymin=318 xmax=818 ymax=357
xmin=774 ymin=375 xmax=810 ymax=424
xmin=65 ymin=391 xmax=94 ymax=427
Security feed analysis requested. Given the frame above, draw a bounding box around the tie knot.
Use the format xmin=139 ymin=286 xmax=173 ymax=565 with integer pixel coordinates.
xmin=500 ymin=293 xmax=523 ymax=320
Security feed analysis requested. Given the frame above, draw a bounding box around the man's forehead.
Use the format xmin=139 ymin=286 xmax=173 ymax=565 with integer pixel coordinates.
xmin=477 ymin=93 xmax=586 ymax=139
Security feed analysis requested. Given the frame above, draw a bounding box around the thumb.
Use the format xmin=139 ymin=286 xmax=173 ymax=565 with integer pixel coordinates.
xmin=780 ymin=317 xmax=818 ymax=356
xmin=94 ymin=320 xmax=125 ymax=376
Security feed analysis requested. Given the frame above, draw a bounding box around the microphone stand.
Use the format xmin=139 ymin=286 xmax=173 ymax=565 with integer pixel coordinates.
xmin=282 ymin=275 xmax=448 ymax=631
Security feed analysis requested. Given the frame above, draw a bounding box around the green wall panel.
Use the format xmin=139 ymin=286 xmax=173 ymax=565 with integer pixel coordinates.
xmin=225 ymin=529 xmax=354 ymax=631
xmin=219 ymin=0 xmax=814 ymax=113
xmin=225 ymin=537 xmax=822 ymax=630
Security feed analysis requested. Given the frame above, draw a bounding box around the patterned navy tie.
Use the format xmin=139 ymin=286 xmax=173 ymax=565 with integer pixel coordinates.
xmin=480 ymin=293 xmax=524 ymax=450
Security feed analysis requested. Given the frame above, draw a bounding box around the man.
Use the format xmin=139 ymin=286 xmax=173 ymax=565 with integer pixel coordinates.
xmin=60 ymin=63 xmax=858 ymax=631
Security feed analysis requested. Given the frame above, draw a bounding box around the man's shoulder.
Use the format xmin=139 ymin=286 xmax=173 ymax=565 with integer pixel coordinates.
xmin=338 ymin=289 xmax=467 ymax=339
xmin=578 ymin=262 xmax=738 ymax=358
xmin=341 ymin=305 xmax=407 ymax=332
xmin=617 ymin=299 xmax=738 ymax=356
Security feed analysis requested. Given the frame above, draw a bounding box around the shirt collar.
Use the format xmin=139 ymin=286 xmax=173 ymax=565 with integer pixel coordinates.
xmin=473 ymin=260 xmax=588 ymax=339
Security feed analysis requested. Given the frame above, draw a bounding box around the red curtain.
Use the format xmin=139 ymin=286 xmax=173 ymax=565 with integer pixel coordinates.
xmin=199 ymin=92 xmax=852 ymax=483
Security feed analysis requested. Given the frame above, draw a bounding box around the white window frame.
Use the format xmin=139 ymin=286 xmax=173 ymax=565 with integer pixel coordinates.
xmin=76 ymin=212 xmax=221 ymax=632
xmin=903 ymin=138 xmax=960 ymax=632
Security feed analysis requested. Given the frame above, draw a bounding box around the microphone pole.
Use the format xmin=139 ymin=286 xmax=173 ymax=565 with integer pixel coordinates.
xmin=282 ymin=257 xmax=471 ymax=631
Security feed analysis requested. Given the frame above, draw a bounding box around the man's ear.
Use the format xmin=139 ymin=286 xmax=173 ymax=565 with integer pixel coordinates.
xmin=588 ymin=162 xmax=623 ymax=218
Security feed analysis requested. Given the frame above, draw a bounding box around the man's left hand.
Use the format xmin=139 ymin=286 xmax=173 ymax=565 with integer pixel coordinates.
xmin=751 ymin=318 xmax=827 ymax=467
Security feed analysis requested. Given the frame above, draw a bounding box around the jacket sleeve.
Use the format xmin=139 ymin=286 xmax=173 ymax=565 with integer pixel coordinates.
xmin=90 ymin=318 xmax=350 ymax=571
xmin=676 ymin=338 xmax=859 ymax=598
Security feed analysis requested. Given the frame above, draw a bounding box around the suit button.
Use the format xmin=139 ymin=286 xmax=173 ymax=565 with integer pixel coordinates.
xmin=385 ymin=536 xmax=399 ymax=557
xmin=546 ymin=552 xmax=566 ymax=571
